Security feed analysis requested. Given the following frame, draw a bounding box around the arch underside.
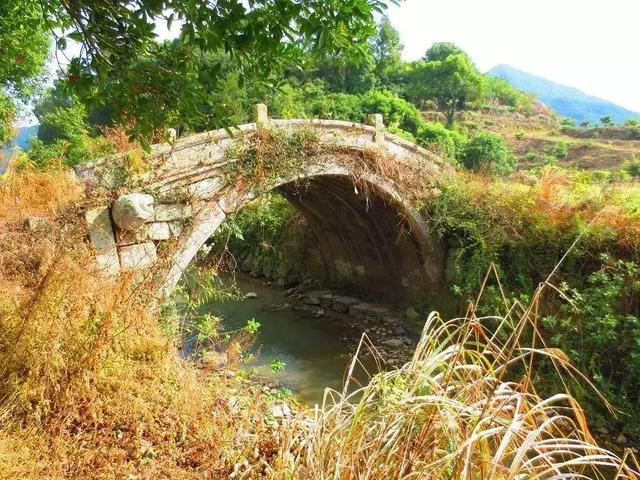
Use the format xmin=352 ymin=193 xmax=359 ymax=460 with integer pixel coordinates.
xmin=277 ymin=175 xmax=435 ymax=301
xmin=164 ymin=172 xmax=444 ymax=302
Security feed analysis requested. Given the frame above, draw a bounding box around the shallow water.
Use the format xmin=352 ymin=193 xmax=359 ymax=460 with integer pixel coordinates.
xmin=191 ymin=276 xmax=363 ymax=405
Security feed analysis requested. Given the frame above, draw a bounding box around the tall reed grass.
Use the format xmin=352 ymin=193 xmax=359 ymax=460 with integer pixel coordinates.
xmin=268 ymin=279 xmax=640 ymax=479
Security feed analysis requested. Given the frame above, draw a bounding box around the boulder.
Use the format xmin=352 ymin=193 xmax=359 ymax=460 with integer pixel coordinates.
xmin=112 ymin=193 xmax=155 ymax=231
xmin=393 ymin=326 xmax=407 ymax=336
xmin=349 ymin=303 xmax=389 ymax=321
xmin=282 ymin=287 xmax=297 ymax=297
xmin=305 ymin=290 xmax=330 ymax=305
xmin=332 ymin=296 xmax=359 ymax=313
xmin=382 ymin=338 xmax=404 ymax=348
xmin=202 ymin=350 xmax=228 ymax=369
xmin=319 ymin=294 xmax=336 ymax=309
xmin=24 ymin=217 xmax=51 ymax=231
xmin=270 ymin=404 xmax=291 ymax=419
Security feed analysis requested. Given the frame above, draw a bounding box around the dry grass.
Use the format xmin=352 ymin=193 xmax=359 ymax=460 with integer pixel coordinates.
xmin=0 ymin=166 xmax=82 ymax=231
xmin=269 ymin=292 xmax=640 ymax=479
xmin=0 ymin=170 xmax=278 ymax=479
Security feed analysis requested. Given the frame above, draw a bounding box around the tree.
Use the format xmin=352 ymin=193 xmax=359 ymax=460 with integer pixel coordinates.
xmin=600 ymin=115 xmax=614 ymax=126
xmin=461 ymin=131 xmax=516 ymax=175
xmin=371 ymin=17 xmax=404 ymax=88
xmin=409 ymin=53 xmax=482 ymax=127
xmin=314 ymin=53 xmax=377 ymax=94
xmin=423 ymin=42 xmax=464 ymax=62
xmin=0 ymin=0 xmax=50 ymax=143
xmin=1 ymin=0 xmax=390 ymax=148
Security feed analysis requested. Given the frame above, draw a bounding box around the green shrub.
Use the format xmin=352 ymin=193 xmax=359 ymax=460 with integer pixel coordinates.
xmin=624 ymin=158 xmax=640 ymax=178
xmin=461 ymin=131 xmax=516 ymax=175
xmin=27 ymin=135 xmax=114 ymax=168
xmin=549 ymin=141 xmax=569 ymax=159
xmin=417 ymin=122 xmax=466 ymax=159
xmin=359 ymin=89 xmax=424 ymax=134
xmin=543 ymin=256 xmax=640 ymax=424
xmin=515 ymin=130 xmax=525 ymax=140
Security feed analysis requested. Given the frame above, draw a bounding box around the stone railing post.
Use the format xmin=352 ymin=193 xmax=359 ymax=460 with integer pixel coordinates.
xmin=370 ymin=113 xmax=385 ymax=144
xmin=253 ymin=103 xmax=269 ymax=128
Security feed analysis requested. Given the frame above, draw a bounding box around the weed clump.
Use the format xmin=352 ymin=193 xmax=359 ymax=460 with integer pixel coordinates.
xmin=223 ymin=126 xmax=321 ymax=189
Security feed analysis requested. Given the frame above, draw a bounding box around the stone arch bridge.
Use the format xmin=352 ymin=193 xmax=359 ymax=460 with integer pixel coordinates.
xmin=77 ymin=105 xmax=451 ymax=301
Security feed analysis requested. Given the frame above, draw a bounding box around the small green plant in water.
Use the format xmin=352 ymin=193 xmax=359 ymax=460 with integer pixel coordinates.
xmin=246 ymin=318 xmax=261 ymax=334
xmin=270 ymin=358 xmax=286 ymax=373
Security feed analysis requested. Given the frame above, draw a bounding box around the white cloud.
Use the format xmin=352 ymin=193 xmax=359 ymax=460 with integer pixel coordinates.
xmin=387 ymin=0 xmax=640 ymax=112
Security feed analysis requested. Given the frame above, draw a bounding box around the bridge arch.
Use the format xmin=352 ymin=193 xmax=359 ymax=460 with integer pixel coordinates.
xmin=77 ymin=107 xmax=451 ymax=302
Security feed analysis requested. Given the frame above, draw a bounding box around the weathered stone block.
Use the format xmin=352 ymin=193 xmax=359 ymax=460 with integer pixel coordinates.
xmin=95 ymin=252 xmax=121 ymax=276
xmin=119 ymin=242 xmax=157 ymax=270
xmin=217 ymin=189 xmax=255 ymax=214
xmin=146 ymin=222 xmax=171 ymax=240
xmin=86 ymin=207 xmax=116 ymax=250
xmin=187 ymin=177 xmax=225 ymax=199
xmin=85 ymin=206 xmax=120 ymax=276
xmin=112 ymin=193 xmax=155 ymax=231
xmin=155 ymin=203 xmax=192 ymax=221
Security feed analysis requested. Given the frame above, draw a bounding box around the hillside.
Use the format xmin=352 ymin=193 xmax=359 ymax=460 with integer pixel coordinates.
xmin=453 ymin=108 xmax=640 ymax=172
xmin=488 ymin=65 xmax=640 ymax=125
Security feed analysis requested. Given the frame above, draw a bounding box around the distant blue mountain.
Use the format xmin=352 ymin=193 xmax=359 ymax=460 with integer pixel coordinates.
xmin=488 ymin=65 xmax=640 ymax=124
xmin=1 ymin=125 xmax=38 ymax=173
xmin=2 ymin=124 xmax=38 ymax=154
xmin=14 ymin=124 xmax=39 ymax=150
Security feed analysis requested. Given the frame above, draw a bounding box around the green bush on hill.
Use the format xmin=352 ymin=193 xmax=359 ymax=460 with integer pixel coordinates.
xmin=481 ymin=76 xmax=534 ymax=113
xmin=461 ymin=131 xmax=516 ymax=175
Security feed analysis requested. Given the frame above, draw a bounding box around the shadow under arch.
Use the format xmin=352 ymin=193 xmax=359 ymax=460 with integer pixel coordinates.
xmin=162 ymin=164 xmax=445 ymax=302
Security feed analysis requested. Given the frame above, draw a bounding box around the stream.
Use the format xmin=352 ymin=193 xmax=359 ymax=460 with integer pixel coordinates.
xmin=184 ymin=275 xmax=363 ymax=405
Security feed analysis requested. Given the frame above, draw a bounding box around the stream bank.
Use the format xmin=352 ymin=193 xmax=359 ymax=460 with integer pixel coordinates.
xmin=188 ymin=273 xmax=420 ymax=405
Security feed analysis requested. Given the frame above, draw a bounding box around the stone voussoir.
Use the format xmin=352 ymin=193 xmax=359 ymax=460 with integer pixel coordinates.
xmin=145 ymin=222 xmax=171 ymax=241
xmin=155 ymin=203 xmax=193 ymax=222
xmin=85 ymin=206 xmax=121 ymax=276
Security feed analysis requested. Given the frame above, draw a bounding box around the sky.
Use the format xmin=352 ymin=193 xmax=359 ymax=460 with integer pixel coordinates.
xmin=387 ymin=0 xmax=640 ymax=112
